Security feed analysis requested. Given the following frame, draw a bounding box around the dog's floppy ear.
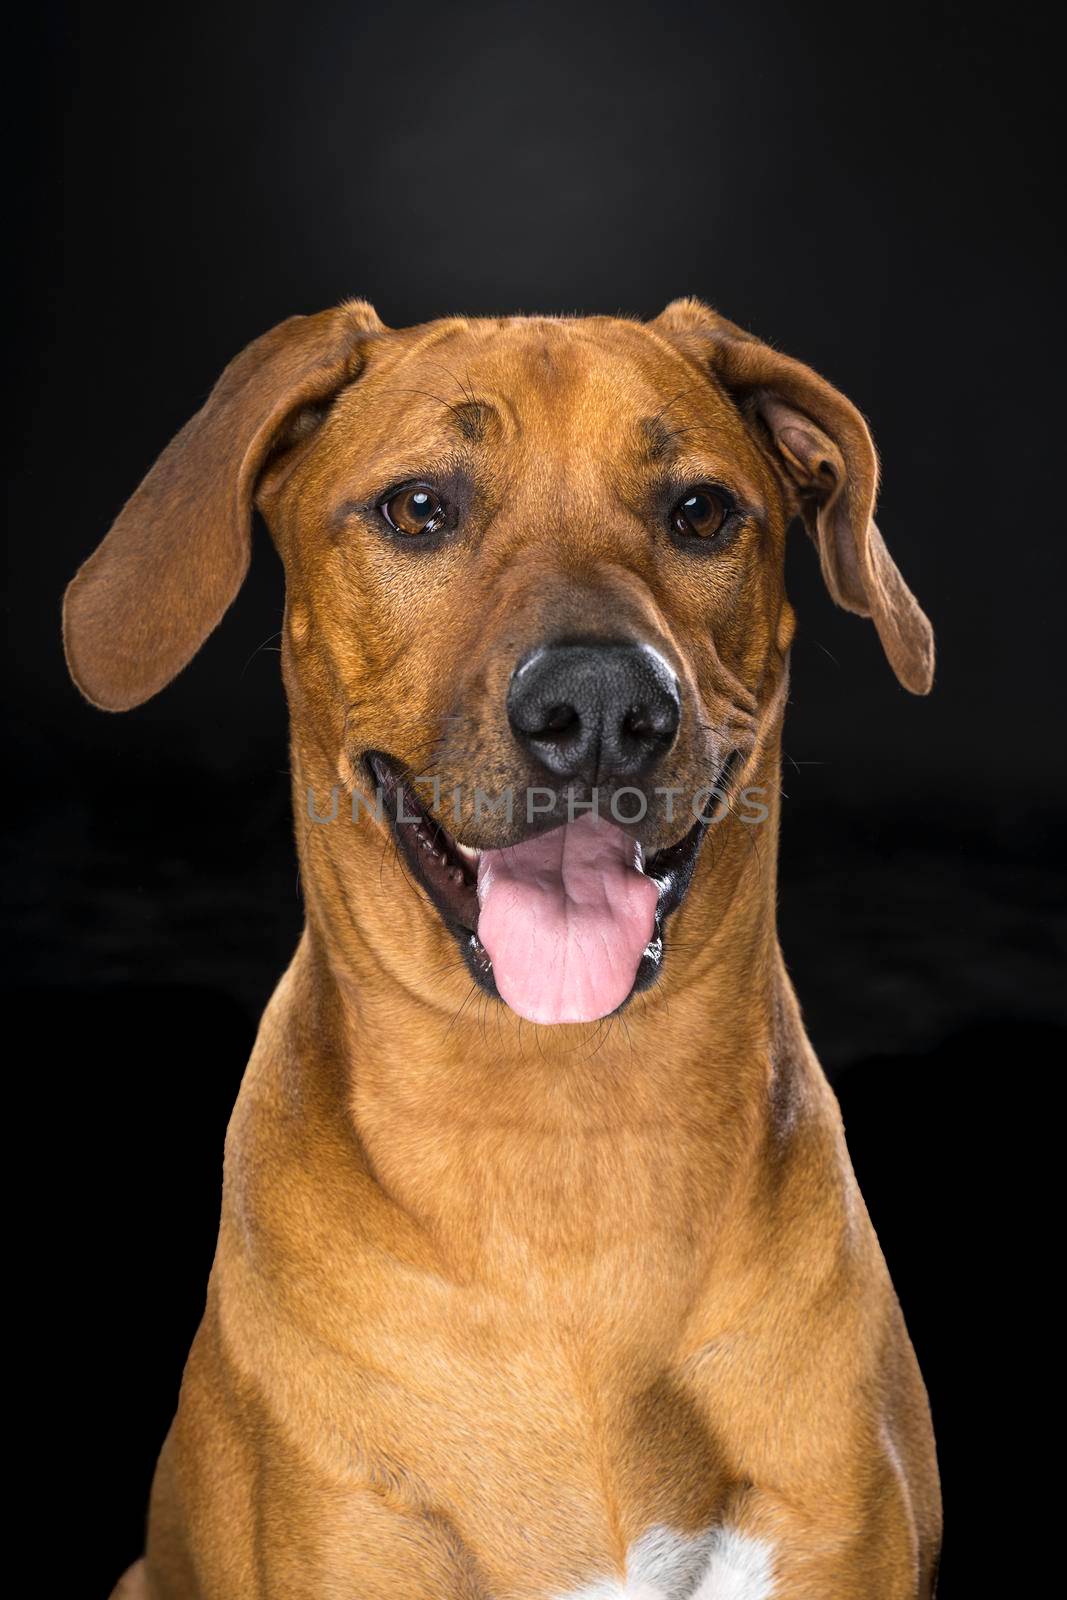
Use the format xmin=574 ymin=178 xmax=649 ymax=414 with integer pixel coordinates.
xmin=63 ymin=298 xmax=384 ymax=711
xmin=651 ymin=297 xmax=934 ymax=694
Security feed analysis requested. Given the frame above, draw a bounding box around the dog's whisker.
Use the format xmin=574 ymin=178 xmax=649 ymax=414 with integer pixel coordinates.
xmin=240 ymin=629 xmax=283 ymax=677
xmin=442 ymin=980 xmax=481 ymax=1041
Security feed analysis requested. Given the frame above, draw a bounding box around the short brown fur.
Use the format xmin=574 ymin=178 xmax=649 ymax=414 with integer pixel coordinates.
xmin=67 ymin=300 xmax=940 ymax=1599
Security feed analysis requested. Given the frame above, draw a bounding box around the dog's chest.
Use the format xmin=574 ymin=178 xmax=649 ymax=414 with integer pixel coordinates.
xmin=230 ymin=1056 xmax=788 ymax=1594
xmin=247 ymin=1266 xmax=774 ymax=1597
xmin=320 ymin=1322 xmax=772 ymax=1597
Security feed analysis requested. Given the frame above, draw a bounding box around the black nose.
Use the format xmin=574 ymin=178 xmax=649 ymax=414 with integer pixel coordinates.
xmin=507 ymin=640 xmax=680 ymax=785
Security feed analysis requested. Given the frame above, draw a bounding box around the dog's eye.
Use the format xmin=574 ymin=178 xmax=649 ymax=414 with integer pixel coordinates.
xmin=381 ymin=486 xmax=446 ymax=537
xmin=671 ymin=487 xmax=731 ymax=541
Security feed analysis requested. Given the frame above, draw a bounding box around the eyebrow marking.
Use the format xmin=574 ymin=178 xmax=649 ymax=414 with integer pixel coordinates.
xmin=378 ymin=386 xmax=498 ymax=445
xmin=445 ymin=398 xmax=495 ymax=444
xmin=642 ymin=413 xmax=689 ymax=463
xmin=418 ymin=358 xmax=498 ymax=445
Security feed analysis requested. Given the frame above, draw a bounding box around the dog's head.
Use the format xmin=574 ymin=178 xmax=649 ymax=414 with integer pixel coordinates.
xmin=64 ymin=299 xmax=932 ymax=1026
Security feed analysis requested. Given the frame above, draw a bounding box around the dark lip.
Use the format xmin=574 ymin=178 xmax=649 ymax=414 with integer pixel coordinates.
xmin=363 ymin=750 xmax=740 ymax=1012
xmin=365 ymin=750 xmax=488 ymax=985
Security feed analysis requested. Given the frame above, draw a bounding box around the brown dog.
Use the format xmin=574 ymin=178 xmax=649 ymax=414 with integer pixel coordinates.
xmin=66 ymin=298 xmax=941 ymax=1599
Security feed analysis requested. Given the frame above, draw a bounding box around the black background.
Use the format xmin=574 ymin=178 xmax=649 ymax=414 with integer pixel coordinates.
xmin=12 ymin=3 xmax=1064 ymax=1594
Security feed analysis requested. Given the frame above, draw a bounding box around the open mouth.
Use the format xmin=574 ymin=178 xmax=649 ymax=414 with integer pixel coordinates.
xmin=365 ymin=752 xmax=733 ymax=1025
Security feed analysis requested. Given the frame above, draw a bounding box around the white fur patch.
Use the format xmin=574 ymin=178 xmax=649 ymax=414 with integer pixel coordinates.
xmin=689 ymin=1527 xmax=775 ymax=1599
xmin=558 ymin=1523 xmax=775 ymax=1599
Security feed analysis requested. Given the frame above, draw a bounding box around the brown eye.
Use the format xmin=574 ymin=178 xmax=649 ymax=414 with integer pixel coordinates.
xmin=671 ymin=486 xmax=731 ymax=541
xmin=381 ymin=485 xmax=447 ymax=537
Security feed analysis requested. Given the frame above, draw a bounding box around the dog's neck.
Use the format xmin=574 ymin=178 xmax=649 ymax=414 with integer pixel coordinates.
xmin=280 ymin=730 xmax=799 ymax=1272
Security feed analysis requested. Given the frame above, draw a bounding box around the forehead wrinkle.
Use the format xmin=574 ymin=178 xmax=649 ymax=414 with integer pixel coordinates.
xmin=383 ymin=317 xmax=472 ymax=376
xmin=586 ymin=316 xmax=741 ymax=414
xmin=592 ymin=321 xmax=780 ymax=495
xmin=355 ymin=320 xmax=476 ymax=429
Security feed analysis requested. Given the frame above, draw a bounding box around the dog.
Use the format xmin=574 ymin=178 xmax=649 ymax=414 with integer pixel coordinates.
xmin=65 ymin=297 xmax=941 ymax=1598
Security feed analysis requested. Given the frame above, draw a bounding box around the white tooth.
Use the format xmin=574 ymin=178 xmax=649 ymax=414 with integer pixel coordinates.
xmin=455 ymin=842 xmax=482 ymax=864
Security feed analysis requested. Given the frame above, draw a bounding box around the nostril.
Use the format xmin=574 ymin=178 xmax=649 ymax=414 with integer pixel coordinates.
xmin=622 ymin=707 xmax=659 ymax=742
xmin=621 ymin=699 xmax=678 ymax=745
xmin=539 ymin=704 xmax=581 ymax=739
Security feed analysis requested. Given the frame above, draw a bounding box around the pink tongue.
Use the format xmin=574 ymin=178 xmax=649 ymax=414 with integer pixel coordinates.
xmin=476 ymin=812 xmax=659 ymax=1025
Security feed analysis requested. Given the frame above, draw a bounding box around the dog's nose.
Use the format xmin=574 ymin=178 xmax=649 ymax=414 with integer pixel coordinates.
xmin=507 ymin=641 xmax=680 ymax=784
